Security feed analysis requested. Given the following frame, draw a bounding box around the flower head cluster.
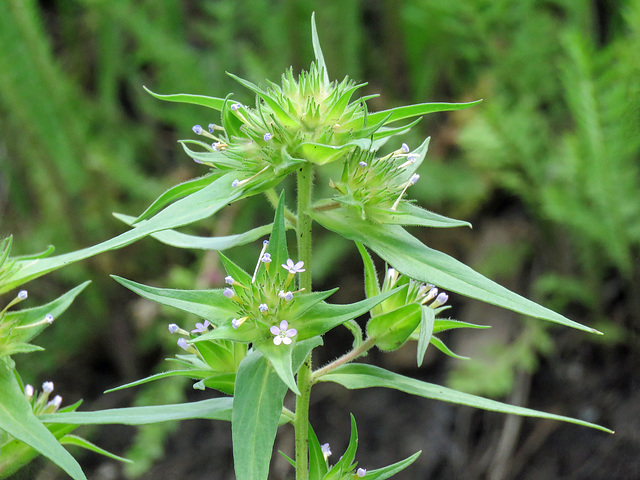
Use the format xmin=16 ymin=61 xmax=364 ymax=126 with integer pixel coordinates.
xmin=185 ymin=61 xmax=387 ymax=192
xmin=381 ymin=267 xmax=448 ymax=311
xmin=0 ymin=289 xmax=55 ymax=359
xmin=329 ymin=142 xmax=424 ymax=220
xmin=218 ymin=242 xmax=305 ymax=346
xmin=24 ymin=381 xmax=63 ymax=414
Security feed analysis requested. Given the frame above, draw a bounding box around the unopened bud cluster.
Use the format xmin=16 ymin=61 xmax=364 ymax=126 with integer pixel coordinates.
xmin=24 ymin=381 xmax=64 ymax=414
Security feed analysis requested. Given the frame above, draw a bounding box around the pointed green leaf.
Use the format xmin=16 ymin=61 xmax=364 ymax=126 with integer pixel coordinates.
xmin=319 ymin=364 xmax=612 ymax=432
xmin=42 ymin=397 xmax=234 ymax=425
xmin=359 ymin=100 xmax=483 ymax=128
xmin=308 ymin=422 xmax=329 ymax=479
xmin=111 ymin=276 xmax=235 ymax=325
xmin=0 ymin=362 xmax=87 ymax=480
xmin=416 ymin=306 xmax=436 ymax=367
xmin=312 ymin=208 xmax=599 ymax=334
xmin=310 ymin=12 xmax=329 ymax=86
xmin=132 ymin=173 xmax=220 ymax=223
xmin=59 ymin=435 xmax=133 ymax=464
xmin=428 ymin=336 xmax=469 ymax=360
xmin=232 ymin=350 xmax=288 ymax=480
xmin=143 ymin=86 xmax=226 ymax=111
xmin=381 ymin=203 xmax=471 ymax=229
xmin=114 ymin=214 xmax=273 ymax=251
xmin=3 ymin=173 xmax=243 ymax=294
xmin=362 ymin=451 xmax=422 ymax=480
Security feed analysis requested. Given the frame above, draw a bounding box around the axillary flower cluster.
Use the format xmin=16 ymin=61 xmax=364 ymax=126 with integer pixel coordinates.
xmin=168 ymin=241 xmax=305 ymax=351
xmin=0 ymin=289 xmax=54 ymax=358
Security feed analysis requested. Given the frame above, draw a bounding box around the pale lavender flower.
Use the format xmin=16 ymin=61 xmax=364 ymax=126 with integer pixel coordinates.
xmin=409 ymin=173 xmax=420 ymax=185
xmin=191 ymin=320 xmax=211 ymax=333
xmin=177 ymin=338 xmax=189 ymax=350
xmin=278 ymin=290 xmax=294 ymax=301
xmin=44 ymin=314 xmax=54 ymax=324
xmin=48 ymin=395 xmax=63 ymax=410
xmin=168 ymin=323 xmax=179 ymax=334
xmin=282 ymin=259 xmax=305 ymax=274
xmin=232 ymin=179 xmax=240 ymax=188
xmin=192 ymin=125 xmax=203 ymax=135
xmin=18 ymin=290 xmax=28 ymax=300
xmin=263 ymin=132 xmax=272 ymax=141
xmin=321 ymin=443 xmax=332 ymax=460
xmin=42 ymin=382 xmax=54 ymax=393
xmin=259 ymin=303 xmax=268 ymax=312
xmin=261 ymin=253 xmax=272 ymax=263
xmin=270 ymin=320 xmax=297 ymax=345
xmin=230 ymin=103 xmax=242 ymax=111
xmin=356 ymin=467 xmax=366 ymax=477
xmin=401 ymin=143 xmax=410 ymax=153
xmin=223 ymin=288 xmax=235 ymax=298
xmin=225 ymin=275 xmax=235 ymax=285
xmin=208 ymin=123 xmax=215 ymax=133
xmin=358 ymin=161 xmax=367 ymax=167
xmin=431 ymin=292 xmax=449 ymax=308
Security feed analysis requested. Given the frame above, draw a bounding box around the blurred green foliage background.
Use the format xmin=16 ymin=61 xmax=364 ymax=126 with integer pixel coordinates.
xmin=1 ymin=0 xmax=639 ymax=478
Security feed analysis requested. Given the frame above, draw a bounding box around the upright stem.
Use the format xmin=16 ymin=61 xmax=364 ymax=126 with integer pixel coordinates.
xmin=295 ymin=162 xmax=314 ymax=480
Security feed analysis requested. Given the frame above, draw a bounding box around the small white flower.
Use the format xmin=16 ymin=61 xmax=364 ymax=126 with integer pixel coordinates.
xmin=278 ymin=290 xmax=294 ymax=301
xmin=42 ymin=382 xmax=54 ymax=394
xmin=223 ymin=288 xmax=235 ymax=298
xmin=25 ymin=384 xmax=34 ymax=399
xmin=230 ymin=103 xmax=242 ymax=111
xmin=259 ymin=303 xmax=268 ymax=312
xmin=401 ymin=143 xmax=410 ymax=153
xmin=18 ymin=290 xmax=28 ymax=300
xmin=168 ymin=324 xmax=179 ymax=333
xmin=232 ymin=179 xmax=240 ymax=188
xmin=409 ymin=173 xmax=420 ymax=185
xmin=356 ymin=467 xmax=367 ymax=477
xmin=192 ymin=125 xmax=203 ymax=135
xmin=282 ymin=258 xmax=305 ymax=274
xmin=270 ymin=320 xmax=297 ymax=345
xmin=263 ymin=132 xmax=272 ymax=141
xmin=261 ymin=253 xmax=272 ymax=263
xmin=358 ymin=161 xmax=368 ymax=167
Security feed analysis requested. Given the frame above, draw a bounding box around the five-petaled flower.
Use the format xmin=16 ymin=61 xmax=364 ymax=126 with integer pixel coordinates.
xmin=191 ymin=320 xmax=211 ymax=333
xmin=282 ymin=259 xmax=305 ymax=274
xmin=270 ymin=320 xmax=297 ymax=345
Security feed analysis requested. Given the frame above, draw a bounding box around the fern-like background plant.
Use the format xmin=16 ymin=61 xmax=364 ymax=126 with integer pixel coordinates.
xmin=1 ymin=1 xmax=638 ymax=479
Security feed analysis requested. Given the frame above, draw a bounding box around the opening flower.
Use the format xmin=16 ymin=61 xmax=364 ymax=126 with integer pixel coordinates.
xmin=321 ymin=443 xmax=332 ymax=460
xmin=356 ymin=467 xmax=367 ymax=477
xmin=282 ymin=258 xmax=305 ymax=274
xmin=191 ymin=320 xmax=211 ymax=333
xmin=270 ymin=320 xmax=297 ymax=345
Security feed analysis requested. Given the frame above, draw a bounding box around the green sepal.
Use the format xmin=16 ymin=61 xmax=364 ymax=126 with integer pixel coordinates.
xmin=218 ymin=251 xmax=253 ymax=285
xmin=416 ymin=306 xmax=436 ymax=367
xmin=366 ymin=304 xmax=421 ymax=351
xmin=179 ymin=141 xmax=239 ymax=169
xmin=428 ymin=336 xmax=469 ymax=360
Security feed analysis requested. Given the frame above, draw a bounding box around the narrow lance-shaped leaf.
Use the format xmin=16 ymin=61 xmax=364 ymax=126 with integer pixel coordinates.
xmin=319 ymin=364 xmax=612 ymax=433
xmin=232 ymin=350 xmax=289 ymax=480
xmin=312 ymin=208 xmax=599 ymax=334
